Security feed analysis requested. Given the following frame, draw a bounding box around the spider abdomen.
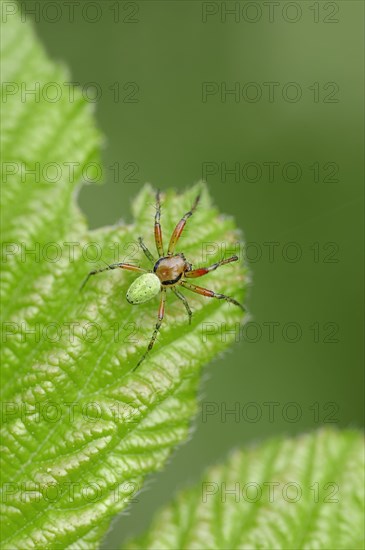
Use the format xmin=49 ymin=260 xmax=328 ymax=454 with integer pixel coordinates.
xmin=154 ymin=254 xmax=188 ymax=286
xmin=126 ymin=273 xmax=161 ymax=304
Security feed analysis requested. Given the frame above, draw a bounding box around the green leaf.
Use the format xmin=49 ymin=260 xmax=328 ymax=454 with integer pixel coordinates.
xmin=125 ymin=429 xmax=365 ymax=550
xmin=0 ymin=10 xmax=247 ymax=549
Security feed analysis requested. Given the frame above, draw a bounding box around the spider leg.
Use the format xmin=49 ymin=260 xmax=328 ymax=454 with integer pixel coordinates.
xmin=134 ymin=288 xmax=167 ymax=370
xmin=138 ymin=237 xmax=156 ymax=264
xmin=154 ymin=189 xmax=164 ymax=257
xmin=185 ymin=255 xmax=238 ymax=278
xmin=179 ymin=281 xmax=245 ymax=312
xmin=172 ymin=287 xmax=192 ymax=325
xmin=167 ymin=193 xmax=201 ymax=255
xmin=80 ymin=263 xmax=147 ymax=291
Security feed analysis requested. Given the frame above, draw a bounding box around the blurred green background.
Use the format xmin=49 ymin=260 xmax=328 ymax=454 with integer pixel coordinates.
xmin=28 ymin=0 xmax=363 ymax=546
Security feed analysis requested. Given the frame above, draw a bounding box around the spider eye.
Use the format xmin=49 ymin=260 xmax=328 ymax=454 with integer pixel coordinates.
xmin=126 ymin=273 xmax=161 ymax=305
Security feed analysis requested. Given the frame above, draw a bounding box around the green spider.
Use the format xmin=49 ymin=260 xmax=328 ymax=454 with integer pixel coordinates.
xmin=81 ymin=190 xmax=244 ymax=369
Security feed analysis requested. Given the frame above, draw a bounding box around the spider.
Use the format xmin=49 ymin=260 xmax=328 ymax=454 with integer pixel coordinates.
xmin=81 ymin=190 xmax=245 ymax=369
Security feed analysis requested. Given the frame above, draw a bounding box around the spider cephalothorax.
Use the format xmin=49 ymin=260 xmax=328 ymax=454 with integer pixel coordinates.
xmin=154 ymin=254 xmax=191 ymax=286
xmin=81 ymin=190 xmax=244 ymax=369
